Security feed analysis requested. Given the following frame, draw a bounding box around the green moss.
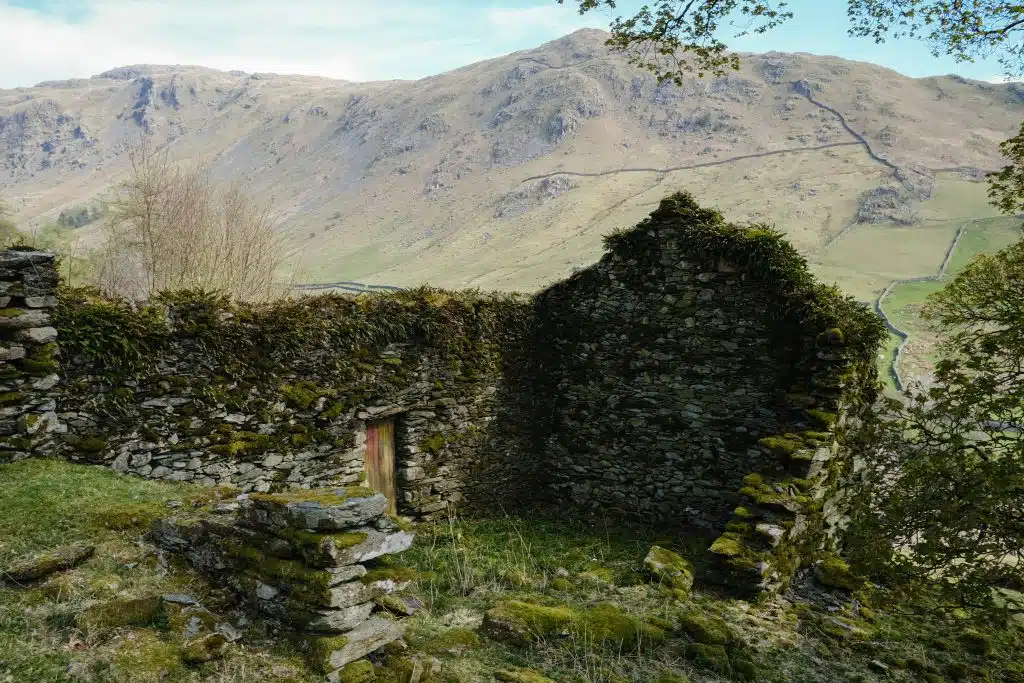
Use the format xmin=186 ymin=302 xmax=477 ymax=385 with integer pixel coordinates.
xmin=677 ymin=611 xmax=732 ymax=646
xmin=112 ymin=387 xmax=135 ymax=401
xmin=421 ymin=433 xmax=446 ymax=455
xmin=758 ymin=436 xmax=803 ymax=457
xmin=958 ymin=630 xmax=993 ymax=657
xmin=334 ymin=659 xmax=375 ymax=683
xmin=71 ymin=436 xmax=108 ymax=454
xmin=427 ymin=627 xmax=481 ymax=655
xmin=358 ymin=566 xmax=418 ymax=587
xmin=732 ymin=657 xmax=759 ymax=681
xmin=20 ymin=358 xmax=58 ymax=373
xmin=181 ymin=632 xmax=228 ymax=663
xmin=682 ymin=642 xmax=731 ymax=674
xmin=112 ymin=629 xmax=183 ymax=679
xmin=0 ymin=435 xmax=33 ymax=450
xmin=643 ymin=546 xmax=695 ymax=592
xmin=709 ymin=533 xmax=745 ymax=558
xmin=482 ymin=600 xmax=572 ymax=647
xmin=2 ymin=542 xmax=94 ymax=582
xmin=381 ymin=357 xmax=403 ymax=366
xmin=0 ymin=391 xmax=24 ymax=405
xmin=550 ymin=576 xmax=572 ymax=591
xmin=725 ymin=520 xmax=751 ymax=533
xmin=0 ymin=307 xmax=26 ymax=317
xmin=249 ymin=485 xmax=375 ymax=507
xmin=814 ymin=555 xmax=860 ymax=591
xmin=306 ymin=634 xmax=349 ymax=674
xmin=280 ymin=381 xmax=321 ymax=410
xmin=78 ymin=595 xmax=166 ymax=633
xmin=573 ymin=603 xmax=667 ymax=650
xmin=806 ymin=409 xmax=838 ymax=428
xmin=88 ymin=503 xmax=160 ymax=531
xmin=321 ymin=401 xmax=346 ymax=420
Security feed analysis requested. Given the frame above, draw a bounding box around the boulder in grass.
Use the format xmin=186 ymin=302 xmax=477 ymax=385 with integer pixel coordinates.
xmin=181 ymin=632 xmax=229 ymax=663
xmin=240 ymin=488 xmax=388 ymax=532
xmin=495 ymin=668 xmax=558 ymax=683
xmin=2 ymin=543 xmax=94 ymax=583
xmin=307 ymin=616 xmax=406 ymax=674
xmin=643 ymin=546 xmax=695 ymax=594
xmin=77 ymin=595 xmax=166 ymax=632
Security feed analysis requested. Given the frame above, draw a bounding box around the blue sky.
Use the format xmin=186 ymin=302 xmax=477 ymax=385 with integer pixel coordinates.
xmin=0 ymin=0 xmax=1016 ymax=89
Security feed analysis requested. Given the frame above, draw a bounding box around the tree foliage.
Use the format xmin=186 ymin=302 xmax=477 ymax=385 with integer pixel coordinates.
xmin=568 ymin=0 xmax=1024 ymax=82
xmin=846 ymin=241 xmax=1024 ymax=613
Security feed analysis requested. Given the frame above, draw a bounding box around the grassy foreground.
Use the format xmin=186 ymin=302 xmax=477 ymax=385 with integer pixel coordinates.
xmin=1 ymin=459 xmax=1023 ymax=683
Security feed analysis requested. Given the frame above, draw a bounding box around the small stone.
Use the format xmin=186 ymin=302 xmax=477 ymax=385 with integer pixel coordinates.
xmin=0 ymin=345 xmax=25 ymax=360
xmin=868 ymin=659 xmax=889 ymax=674
xmin=182 ymin=632 xmax=229 ymax=663
xmin=307 ymin=616 xmax=406 ymax=672
xmin=15 ymin=326 xmax=57 ymax=343
xmin=162 ymin=593 xmax=199 ymax=606
xmin=374 ymin=594 xmax=422 ymax=617
xmin=23 ymin=295 xmax=59 ymax=308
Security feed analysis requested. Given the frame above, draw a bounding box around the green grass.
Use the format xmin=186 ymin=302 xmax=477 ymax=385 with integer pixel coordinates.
xmin=2 ymin=459 xmax=1023 ymax=683
xmin=875 ymin=216 xmax=1023 ymax=390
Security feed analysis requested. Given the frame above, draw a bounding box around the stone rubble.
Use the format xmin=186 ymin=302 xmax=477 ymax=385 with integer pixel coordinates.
xmin=150 ymin=486 xmax=414 ymax=677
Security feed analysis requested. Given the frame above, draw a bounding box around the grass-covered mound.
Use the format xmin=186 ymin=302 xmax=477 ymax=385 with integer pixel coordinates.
xmin=2 ymin=458 xmax=1023 ymax=682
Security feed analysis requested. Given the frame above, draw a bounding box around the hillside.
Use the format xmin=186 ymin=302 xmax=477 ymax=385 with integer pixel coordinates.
xmin=1 ymin=28 xmax=1023 ymax=300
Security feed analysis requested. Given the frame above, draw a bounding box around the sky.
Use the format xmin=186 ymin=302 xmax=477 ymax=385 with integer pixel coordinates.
xmin=0 ymin=0 xmax=1018 ymax=90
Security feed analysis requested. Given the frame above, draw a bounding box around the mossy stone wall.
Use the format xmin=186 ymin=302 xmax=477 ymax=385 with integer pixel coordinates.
xmin=0 ymin=249 xmax=63 ymax=464
xmin=526 ymin=193 xmax=885 ymax=591
xmin=48 ymin=287 xmax=535 ymax=520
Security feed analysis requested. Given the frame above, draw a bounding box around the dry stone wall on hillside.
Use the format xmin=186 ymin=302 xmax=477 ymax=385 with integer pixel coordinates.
xmin=0 ymin=192 xmax=885 ymax=598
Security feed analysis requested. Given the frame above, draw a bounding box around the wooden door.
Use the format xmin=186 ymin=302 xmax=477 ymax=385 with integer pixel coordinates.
xmin=364 ymin=419 xmax=397 ymax=515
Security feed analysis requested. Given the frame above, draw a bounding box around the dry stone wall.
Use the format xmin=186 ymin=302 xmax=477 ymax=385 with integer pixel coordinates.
xmin=0 ymin=249 xmax=64 ymax=460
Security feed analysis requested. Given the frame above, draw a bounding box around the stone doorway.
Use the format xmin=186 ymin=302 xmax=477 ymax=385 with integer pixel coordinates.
xmin=364 ymin=418 xmax=398 ymax=514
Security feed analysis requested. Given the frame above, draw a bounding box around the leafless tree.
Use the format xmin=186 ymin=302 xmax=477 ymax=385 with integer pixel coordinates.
xmin=92 ymin=137 xmax=294 ymax=301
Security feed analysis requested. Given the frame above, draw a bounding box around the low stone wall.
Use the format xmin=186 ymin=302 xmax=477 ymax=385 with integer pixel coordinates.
xmin=151 ymin=486 xmax=415 ymax=678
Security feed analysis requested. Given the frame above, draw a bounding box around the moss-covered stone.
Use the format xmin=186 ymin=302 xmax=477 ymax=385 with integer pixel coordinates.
xmin=334 ymin=659 xmax=376 ymax=683
xmin=676 ymin=611 xmax=732 ymax=646
xmin=682 ymin=642 xmax=731 ymax=674
xmin=181 ymin=632 xmax=229 ymax=663
xmin=494 ymin=668 xmax=557 ymax=683
xmin=2 ymin=542 xmax=94 ymax=582
xmin=643 ymin=546 xmax=695 ymax=594
xmin=814 ymin=555 xmax=860 ymax=591
xmin=307 ymin=634 xmax=349 ymax=674
xmin=481 ymin=600 xmax=572 ymax=647
xmin=78 ymin=595 xmax=166 ymax=632
xmin=573 ymin=602 xmax=667 ymax=650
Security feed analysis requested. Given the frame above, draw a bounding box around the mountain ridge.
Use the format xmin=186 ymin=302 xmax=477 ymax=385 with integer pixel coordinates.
xmin=2 ymin=28 xmax=1022 ymax=292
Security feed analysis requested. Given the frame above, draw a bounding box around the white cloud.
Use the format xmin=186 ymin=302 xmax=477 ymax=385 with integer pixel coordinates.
xmin=486 ymin=5 xmax=601 ymax=36
xmin=0 ymin=0 xmax=599 ymax=88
